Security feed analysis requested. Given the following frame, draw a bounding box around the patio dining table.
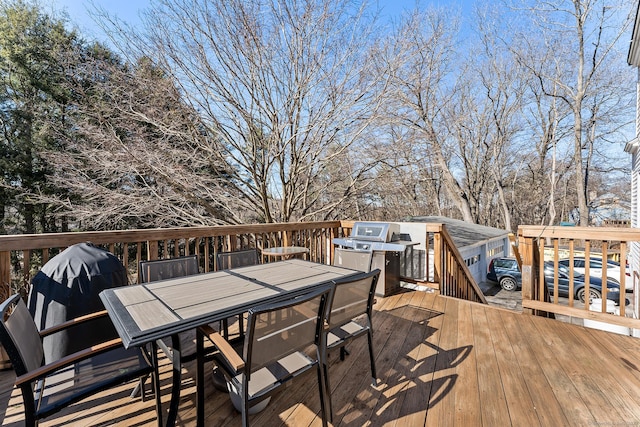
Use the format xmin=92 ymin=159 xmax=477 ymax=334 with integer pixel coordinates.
xmin=99 ymin=259 xmax=361 ymax=426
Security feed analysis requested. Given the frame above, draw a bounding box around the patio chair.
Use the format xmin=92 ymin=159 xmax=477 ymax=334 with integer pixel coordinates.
xmin=216 ymin=249 xmax=260 ymax=339
xmin=332 ymin=247 xmax=373 ymax=272
xmin=197 ymin=284 xmax=333 ymax=427
xmin=216 ymin=248 xmax=259 ymax=270
xmin=322 ymin=269 xmax=380 ymax=421
xmin=139 ymin=255 xmax=200 ymax=283
xmin=0 ymin=294 xmax=161 ymax=427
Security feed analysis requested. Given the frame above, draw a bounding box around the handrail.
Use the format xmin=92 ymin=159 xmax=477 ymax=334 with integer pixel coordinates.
xmin=519 ymin=225 xmax=640 ymax=332
xmin=423 ymin=223 xmax=487 ymax=304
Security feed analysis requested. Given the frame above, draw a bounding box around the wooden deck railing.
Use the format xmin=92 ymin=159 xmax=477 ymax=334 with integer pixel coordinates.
xmin=0 ymin=221 xmax=346 ymax=298
xmin=519 ymin=225 xmax=640 ymax=333
xmin=0 ymin=220 xmax=486 ymax=304
xmin=427 ymin=223 xmax=487 ymax=304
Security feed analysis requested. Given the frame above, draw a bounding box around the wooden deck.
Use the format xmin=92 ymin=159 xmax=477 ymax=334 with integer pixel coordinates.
xmin=2 ymin=289 xmax=640 ymax=426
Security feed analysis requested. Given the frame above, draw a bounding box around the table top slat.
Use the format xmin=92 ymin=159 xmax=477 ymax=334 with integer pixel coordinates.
xmin=112 ymin=285 xmax=156 ymax=305
xmin=126 ymin=300 xmax=180 ymax=331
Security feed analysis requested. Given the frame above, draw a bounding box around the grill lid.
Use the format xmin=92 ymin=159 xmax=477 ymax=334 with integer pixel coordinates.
xmin=350 ymin=222 xmax=400 ymax=242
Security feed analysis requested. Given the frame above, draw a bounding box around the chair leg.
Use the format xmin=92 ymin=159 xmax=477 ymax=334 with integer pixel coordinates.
xmin=242 ymin=391 xmax=250 ymax=427
xmin=130 ymin=374 xmax=150 ymax=400
xmin=339 ymin=345 xmax=350 ymax=360
xmin=322 ymin=361 xmax=333 ymax=424
xmin=317 ymin=363 xmax=329 ymax=427
xmin=367 ymin=330 xmax=377 ymax=386
xmin=21 ymin=384 xmax=37 ymax=427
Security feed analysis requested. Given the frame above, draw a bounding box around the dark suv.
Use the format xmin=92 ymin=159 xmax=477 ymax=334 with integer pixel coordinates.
xmin=487 ymin=257 xmax=623 ymax=303
xmin=487 ymin=258 xmax=521 ymax=291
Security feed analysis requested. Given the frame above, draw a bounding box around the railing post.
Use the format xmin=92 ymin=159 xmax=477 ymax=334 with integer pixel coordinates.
xmin=432 ymin=226 xmax=442 ymax=292
xmin=329 ymin=227 xmax=338 ymax=265
xmin=520 ymin=233 xmax=535 ymax=315
xmin=519 ymin=233 xmax=551 ymax=317
xmin=147 ymin=241 xmax=159 ymax=260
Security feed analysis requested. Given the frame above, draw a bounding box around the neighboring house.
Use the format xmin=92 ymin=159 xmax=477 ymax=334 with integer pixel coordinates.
xmin=626 ymin=2 xmax=640 ymax=318
xmin=567 ymin=193 xmax=631 ymax=226
xmin=627 ymin=8 xmax=640 ymax=247
xmin=589 ymin=193 xmax=631 ymax=226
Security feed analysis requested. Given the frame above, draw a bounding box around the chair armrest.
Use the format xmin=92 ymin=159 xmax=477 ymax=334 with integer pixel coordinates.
xmin=15 ymin=338 xmax=123 ymax=387
xmin=39 ymin=310 xmax=110 ymax=338
xmin=199 ymin=325 xmax=245 ymax=372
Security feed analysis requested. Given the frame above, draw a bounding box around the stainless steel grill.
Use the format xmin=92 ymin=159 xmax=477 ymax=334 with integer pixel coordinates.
xmin=333 ymin=222 xmax=417 ymax=296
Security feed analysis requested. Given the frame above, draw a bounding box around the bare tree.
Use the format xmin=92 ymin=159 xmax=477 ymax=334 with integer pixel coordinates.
xmin=38 ymin=51 xmax=246 ymax=230
xmin=382 ymin=6 xmax=525 ymax=227
xmin=471 ymin=6 xmax=531 ymax=230
xmin=510 ymin=0 xmax=634 ymax=225
xmin=96 ymin=0 xmax=387 ymax=223
xmin=26 ymin=0 xmax=632 ymax=231
xmin=381 ymin=7 xmax=482 ymax=222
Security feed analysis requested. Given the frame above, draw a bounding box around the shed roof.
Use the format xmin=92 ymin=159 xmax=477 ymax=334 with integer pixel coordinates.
xmin=408 ymin=216 xmax=509 ymax=248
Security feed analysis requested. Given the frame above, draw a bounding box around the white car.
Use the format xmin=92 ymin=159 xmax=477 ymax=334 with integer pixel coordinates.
xmin=558 ymin=257 xmax=632 ymax=291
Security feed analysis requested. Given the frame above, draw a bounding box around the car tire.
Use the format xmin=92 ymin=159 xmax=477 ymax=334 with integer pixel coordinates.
xmin=576 ymin=287 xmax=601 ymax=304
xmin=499 ymin=276 xmax=518 ymax=291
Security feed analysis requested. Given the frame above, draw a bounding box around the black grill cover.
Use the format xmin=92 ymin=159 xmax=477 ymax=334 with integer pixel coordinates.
xmin=27 ymin=242 xmax=128 ymax=363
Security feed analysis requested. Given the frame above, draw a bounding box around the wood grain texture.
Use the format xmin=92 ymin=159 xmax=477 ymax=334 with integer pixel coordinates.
xmin=3 ymin=291 xmax=640 ymax=426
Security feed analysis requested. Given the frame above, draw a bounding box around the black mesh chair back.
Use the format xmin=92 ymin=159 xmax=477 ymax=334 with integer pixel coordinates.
xmin=247 ymin=288 xmax=326 ymax=373
xmin=139 ymin=255 xmax=199 ymax=283
xmin=200 ymin=284 xmax=332 ymax=427
xmin=0 ymin=294 xmax=159 ymax=426
xmin=322 ymin=269 xmax=380 ymax=421
xmin=2 ymin=295 xmax=44 ymax=377
xmin=216 ymin=249 xmax=259 ymax=270
xmin=332 ymin=247 xmax=373 ymax=272
xmin=215 ymin=249 xmax=259 ymax=338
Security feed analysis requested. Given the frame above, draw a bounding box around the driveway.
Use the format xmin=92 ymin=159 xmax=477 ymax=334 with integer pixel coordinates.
xmin=480 ymin=281 xmax=523 ymax=312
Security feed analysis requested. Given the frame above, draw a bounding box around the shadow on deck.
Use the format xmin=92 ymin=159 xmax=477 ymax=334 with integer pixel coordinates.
xmin=2 ymin=289 xmax=640 ymax=426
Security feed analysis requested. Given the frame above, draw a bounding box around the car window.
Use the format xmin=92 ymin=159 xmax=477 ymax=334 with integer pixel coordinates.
xmin=589 ymin=260 xmax=602 ymax=268
xmin=556 ymin=263 xmax=581 ymax=279
xmin=495 ymin=259 xmax=516 ymax=269
xmin=574 ymin=260 xmax=585 ymax=268
xmin=556 ymin=264 xmax=570 ymax=278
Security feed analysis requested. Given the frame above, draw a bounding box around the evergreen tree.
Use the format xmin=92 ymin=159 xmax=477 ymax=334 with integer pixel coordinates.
xmin=0 ymin=0 xmax=77 ymax=233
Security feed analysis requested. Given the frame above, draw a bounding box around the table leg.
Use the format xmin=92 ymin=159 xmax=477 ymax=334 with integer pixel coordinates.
xmin=166 ymin=335 xmax=182 ymax=426
xmin=151 ymin=342 xmax=163 ymax=427
xmin=196 ymin=330 xmax=205 ymax=427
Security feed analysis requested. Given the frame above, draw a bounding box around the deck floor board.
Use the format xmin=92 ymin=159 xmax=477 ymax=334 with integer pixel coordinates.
xmin=484 ymin=305 xmax=540 ymax=426
xmin=2 ymin=290 xmax=640 ymax=426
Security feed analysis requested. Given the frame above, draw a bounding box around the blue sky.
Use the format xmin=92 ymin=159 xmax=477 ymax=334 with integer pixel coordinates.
xmin=50 ymin=0 xmax=474 ymax=42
